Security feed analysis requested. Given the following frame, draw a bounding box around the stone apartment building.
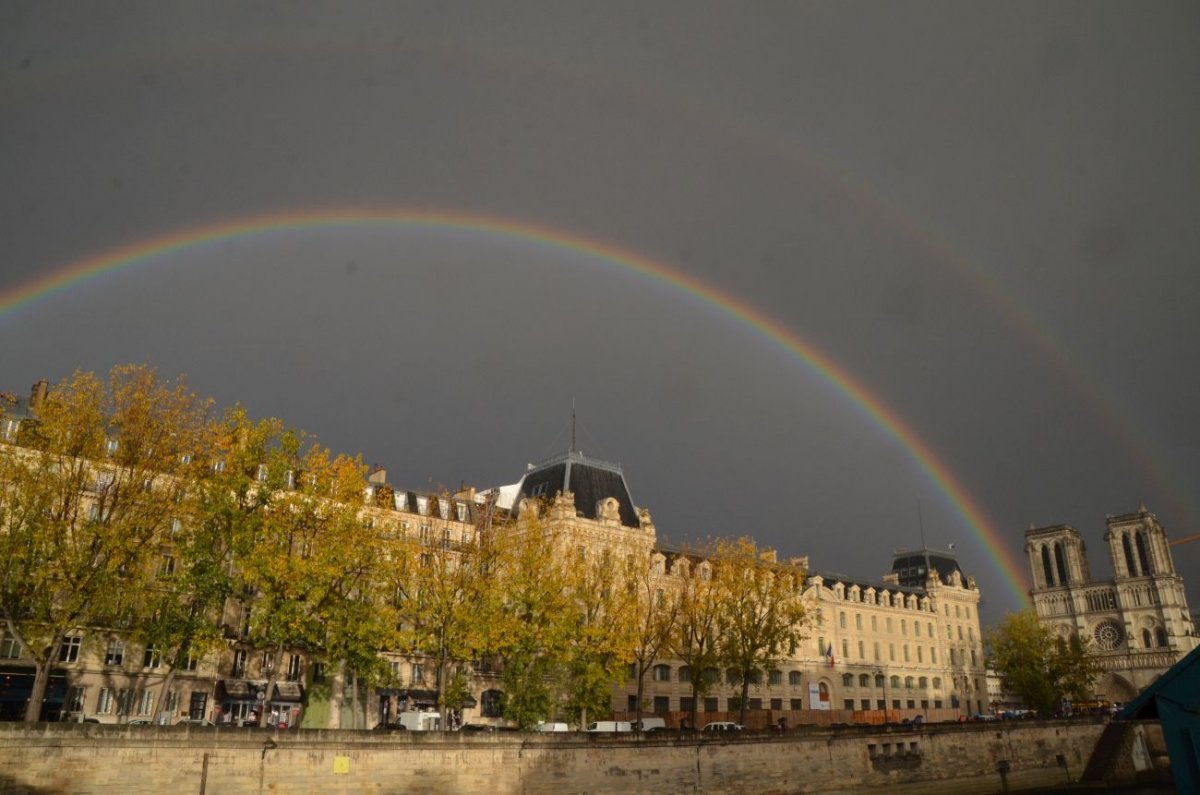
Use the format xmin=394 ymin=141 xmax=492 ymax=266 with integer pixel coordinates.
xmin=2 ymin=381 xmax=988 ymax=727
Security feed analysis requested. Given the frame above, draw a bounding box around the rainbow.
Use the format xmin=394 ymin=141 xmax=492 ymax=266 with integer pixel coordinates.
xmin=0 ymin=207 xmax=1030 ymax=606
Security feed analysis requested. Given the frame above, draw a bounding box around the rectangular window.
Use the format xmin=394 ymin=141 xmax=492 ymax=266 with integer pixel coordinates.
xmin=0 ymin=631 xmax=21 ymax=659
xmin=841 ymin=639 xmax=848 ymax=658
xmin=889 ymin=643 xmax=895 ymax=661
xmin=262 ymin=651 xmax=275 ymax=675
xmin=653 ymin=695 xmax=670 ymax=714
xmin=143 ymin=646 xmax=161 ymax=669
xmin=97 ymin=688 xmax=114 ymax=714
xmin=931 ymin=648 xmax=937 ymax=664
xmin=917 ymin=646 xmax=923 ymax=663
xmin=159 ymin=555 xmax=176 ymax=577
xmin=861 ymin=699 xmax=870 ymax=710
xmin=839 ymin=612 xmax=846 ymax=628
xmin=770 ymin=698 xmax=783 ymax=710
xmin=914 ymin=622 xmax=921 ymax=637
xmin=681 ymin=697 xmax=695 ymax=713
xmin=871 ymin=616 xmax=878 ymax=631
xmin=287 ymin=654 xmax=302 ymax=682
xmin=791 ymin=698 xmax=804 ymax=711
xmin=769 ymin=669 xmax=782 ymax=685
xmin=886 ymin=617 xmax=893 ymax=633
xmin=843 ymin=699 xmax=854 ymax=710
xmin=116 ymin=688 xmax=132 ymax=715
xmin=59 ymin=636 xmax=81 ymax=663
xmin=232 ymin=650 xmax=247 ymax=678
xmin=411 ymin=663 xmax=424 ymax=684
xmin=189 ymin=692 xmax=207 ymax=721
xmin=312 ymin=662 xmax=326 ymax=683
xmin=68 ymin=686 xmax=86 ymax=713
xmin=855 ymin=614 xmax=862 ymax=630
xmin=138 ymin=690 xmax=154 ymax=716
xmin=903 ymin=645 xmax=910 ymax=662
xmin=630 ymin=695 xmax=640 ymax=712
xmin=105 ymin=639 xmax=125 ymax=666
xmin=901 ymin=619 xmax=907 ymax=636
xmin=857 ymin=640 xmax=864 ymax=659
xmin=704 ymin=697 xmax=718 ymax=712
xmin=165 ymin=690 xmax=179 ymax=716
xmin=873 ymin=641 xmax=880 ymax=661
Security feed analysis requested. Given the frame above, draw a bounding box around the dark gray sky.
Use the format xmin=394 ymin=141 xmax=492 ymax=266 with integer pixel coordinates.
xmin=3 ymin=2 xmax=1198 ymax=625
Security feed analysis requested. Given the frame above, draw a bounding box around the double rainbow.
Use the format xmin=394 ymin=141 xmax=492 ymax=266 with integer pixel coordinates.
xmin=0 ymin=207 xmax=1030 ymax=606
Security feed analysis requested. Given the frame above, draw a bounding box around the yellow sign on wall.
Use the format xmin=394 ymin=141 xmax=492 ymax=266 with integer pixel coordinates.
xmin=333 ymin=756 xmax=351 ymax=775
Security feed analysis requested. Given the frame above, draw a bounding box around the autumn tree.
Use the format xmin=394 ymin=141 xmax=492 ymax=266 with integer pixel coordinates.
xmin=987 ymin=609 xmax=1100 ymax=717
xmin=491 ymin=507 xmax=574 ymax=730
xmin=560 ymin=544 xmax=637 ymax=728
xmin=671 ymin=549 xmax=723 ymax=729
xmin=627 ymin=548 xmax=680 ymax=730
xmin=0 ymin=366 xmax=209 ymax=721
xmin=712 ymin=537 xmax=808 ymax=727
xmin=379 ymin=494 xmax=502 ymax=730
xmin=231 ymin=429 xmax=377 ymax=727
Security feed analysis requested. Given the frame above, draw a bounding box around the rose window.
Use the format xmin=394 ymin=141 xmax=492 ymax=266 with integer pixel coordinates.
xmin=1093 ymin=620 xmax=1124 ymax=651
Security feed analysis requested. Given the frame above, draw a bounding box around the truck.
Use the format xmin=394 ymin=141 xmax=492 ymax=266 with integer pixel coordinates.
xmin=586 ymin=720 xmax=632 ymax=732
xmin=395 ymin=710 xmax=442 ymax=731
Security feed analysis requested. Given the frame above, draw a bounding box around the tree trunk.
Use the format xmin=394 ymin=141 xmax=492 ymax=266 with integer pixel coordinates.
xmin=634 ymin=661 xmax=645 ymax=731
xmin=23 ymin=657 xmax=51 ymax=722
xmin=350 ymin=667 xmax=359 ymax=730
xmin=158 ymin=667 xmax=179 ymax=725
xmin=739 ymin=676 xmax=750 ymax=727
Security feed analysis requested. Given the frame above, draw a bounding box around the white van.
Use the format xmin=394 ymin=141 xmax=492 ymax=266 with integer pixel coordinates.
xmin=395 ymin=710 xmax=442 ymax=731
xmin=586 ymin=720 xmax=632 ymax=732
xmin=635 ymin=717 xmax=666 ymax=732
xmin=536 ymin=721 xmax=570 ymax=732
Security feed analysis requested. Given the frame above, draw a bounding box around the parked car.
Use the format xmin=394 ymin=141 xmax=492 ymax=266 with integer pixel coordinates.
xmin=634 ymin=717 xmax=666 ymax=732
xmin=536 ymin=722 xmax=570 ymax=732
xmin=175 ymin=719 xmax=215 ymax=727
xmin=125 ymin=719 xmax=156 ymax=726
xmin=701 ymin=722 xmax=743 ymax=732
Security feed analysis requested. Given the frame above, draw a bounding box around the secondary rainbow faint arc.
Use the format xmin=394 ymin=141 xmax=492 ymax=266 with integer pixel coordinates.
xmin=0 ymin=207 xmax=1031 ymax=606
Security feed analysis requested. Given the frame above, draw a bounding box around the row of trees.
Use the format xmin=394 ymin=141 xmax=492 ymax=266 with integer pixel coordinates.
xmin=0 ymin=365 xmax=810 ymax=728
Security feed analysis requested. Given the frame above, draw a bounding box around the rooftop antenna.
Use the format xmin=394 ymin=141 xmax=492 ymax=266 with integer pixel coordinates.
xmin=917 ymin=498 xmax=932 ymax=577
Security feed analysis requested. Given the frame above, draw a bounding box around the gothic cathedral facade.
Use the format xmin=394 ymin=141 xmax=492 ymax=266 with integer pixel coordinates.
xmin=1025 ymin=506 xmax=1196 ymax=703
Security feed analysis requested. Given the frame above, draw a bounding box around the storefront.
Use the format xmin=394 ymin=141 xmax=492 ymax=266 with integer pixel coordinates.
xmin=266 ymin=682 xmax=303 ymax=728
xmin=215 ymin=680 xmax=303 ymax=728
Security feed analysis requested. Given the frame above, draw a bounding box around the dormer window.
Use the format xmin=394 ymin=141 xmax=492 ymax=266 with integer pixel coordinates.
xmin=455 ymin=503 xmax=468 ymax=522
xmin=393 ymin=492 xmax=407 ymax=511
xmin=416 ymin=496 xmax=429 ymax=516
xmin=256 ymin=464 xmax=269 ymax=482
xmin=1 ymin=418 xmax=19 ymax=440
xmin=105 ymin=437 xmax=119 ymax=455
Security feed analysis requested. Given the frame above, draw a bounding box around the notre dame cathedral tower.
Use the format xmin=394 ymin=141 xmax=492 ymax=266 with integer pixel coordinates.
xmin=1025 ymin=506 xmax=1196 ymax=703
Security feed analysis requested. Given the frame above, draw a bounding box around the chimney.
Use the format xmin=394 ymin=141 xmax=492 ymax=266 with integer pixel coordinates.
xmin=29 ymin=379 xmax=48 ymax=409
xmin=367 ymin=464 xmax=387 ymax=485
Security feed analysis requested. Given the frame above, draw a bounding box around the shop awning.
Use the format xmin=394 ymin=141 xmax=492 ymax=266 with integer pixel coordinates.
xmin=399 ymin=689 xmax=438 ymax=707
xmin=272 ymin=682 xmax=304 ymax=702
xmin=217 ymin=680 xmax=259 ymax=701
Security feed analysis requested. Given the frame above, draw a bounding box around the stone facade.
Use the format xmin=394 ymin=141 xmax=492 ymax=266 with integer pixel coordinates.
xmin=1025 ymin=506 xmax=1197 ymax=703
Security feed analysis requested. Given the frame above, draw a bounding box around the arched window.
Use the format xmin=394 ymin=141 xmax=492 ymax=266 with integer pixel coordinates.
xmin=1156 ymin=627 xmax=1168 ymax=647
xmin=918 ymin=676 xmax=928 ymax=689
xmin=653 ymin=664 xmax=671 ymax=682
xmin=858 ymin=674 xmax=869 ymax=687
xmin=1122 ymin=533 xmax=1138 ymax=576
xmin=481 ymin=689 xmax=504 ymax=718
xmin=874 ymin=674 xmax=885 ymax=688
xmin=679 ymin=666 xmax=692 ymax=683
xmin=932 ymin=677 xmax=941 ymax=689
xmin=789 ymin=671 xmax=801 ymax=686
xmin=749 ymin=670 xmax=762 ymax=685
xmin=890 ymin=675 xmax=900 ymax=689
xmin=1142 ymin=629 xmax=1152 ymax=648
xmin=818 ymin=682 xmax=829 ymax=700
xmin=703 ymin=668 xmax=720 ymax=684
xmin=1136 ymin=532 xmax=1152 ymax=576
xmin=1054 ymin=542 xmax=1069 ymax=586
xmin=726 ymin=668 xmax=740 ymax=685
xmin=769 ymin=670 xmax=783 ymax=686
xmin=1041 ymin=545 xmax=1055 ymax=586
xmin=842 ymin=673 xmax=854 ymax=687
xmin=904 ymin=676 xmax=914 ymax=689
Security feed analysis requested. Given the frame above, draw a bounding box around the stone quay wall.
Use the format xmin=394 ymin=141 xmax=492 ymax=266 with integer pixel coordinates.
xmin=0 ymin=718 xmax=1114 ymax=795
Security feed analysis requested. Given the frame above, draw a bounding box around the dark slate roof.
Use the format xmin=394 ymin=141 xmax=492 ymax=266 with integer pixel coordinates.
xmin=515 ymin=450 xmax=639 ymax=527
xmin=890 ymin=549 xmax=966 ymax=588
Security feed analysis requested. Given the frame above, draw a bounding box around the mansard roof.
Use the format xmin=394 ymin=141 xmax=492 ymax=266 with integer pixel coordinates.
xmin=515 ymin=449 xmax=639 ymax=527
xmin=890 ymin=548 xmax=966 ymax=588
